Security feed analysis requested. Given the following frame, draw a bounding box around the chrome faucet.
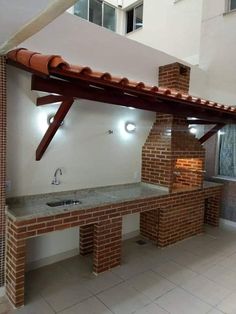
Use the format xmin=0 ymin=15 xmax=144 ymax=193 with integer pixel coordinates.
xmin=52 ymin=168 xmax=62 ymax=185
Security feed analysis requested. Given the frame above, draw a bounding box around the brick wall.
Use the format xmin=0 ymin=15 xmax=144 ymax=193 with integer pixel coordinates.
xmin=0 ymin=56 xmax=7 ymax=288
xmin=158 ymin=62 xmax=191 ymax=93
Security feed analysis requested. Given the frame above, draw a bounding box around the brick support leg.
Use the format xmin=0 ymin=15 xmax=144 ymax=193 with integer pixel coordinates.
xmin=6 ymin=221 xmax=26 ymax=308
xmin=0 ymin=56 xmax=7 ymax=288
xmin=158 ymin=197 xmax=205 ymax=247
xmin=93 ymin=218 xmax=122 ymax=274
xmin=140 ymin=210 xmax=159 ymax=244
xmin=80 ymin=225 xmax=94 ymax=256
xmin=205 ymin=196 xmax=221 ymax=227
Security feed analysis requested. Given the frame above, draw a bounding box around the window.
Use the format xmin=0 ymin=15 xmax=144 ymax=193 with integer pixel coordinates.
xmin=126 ymin=3 xmax=143 ymax=34
xmin=218 ymin=125 xmax=236 ymax=177
xmin=227 ymin=0 xmax=236 ymax=11
xmin=74 ymin=0 xmax=116 ymax=31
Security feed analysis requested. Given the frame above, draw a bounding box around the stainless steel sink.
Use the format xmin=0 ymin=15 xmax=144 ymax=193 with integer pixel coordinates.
xmin=47 ymin=199 xmax=82 ymax=207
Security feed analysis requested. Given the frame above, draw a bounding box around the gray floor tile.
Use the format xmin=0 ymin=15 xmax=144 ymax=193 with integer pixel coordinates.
xmin=59 ymin=296 xmax=112 ymax=314
xmin=127 ymin=270 xmax=176 ymax=301
xmin=155 ymin=287 xmax=212 ymax=314
xmin=97 ymin=281 xmax=150 ymax=314
xmin=133 ymin=302 xmax=169 ymax=314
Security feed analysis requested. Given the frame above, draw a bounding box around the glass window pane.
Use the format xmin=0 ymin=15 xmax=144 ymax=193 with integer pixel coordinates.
xmin=126 ymin=9 xmax=134 ymax=33
xmin=89 ymin=0 xmax=102 ymax=26
xmin=103 ymin=4 xmax=116 ymax=31
xmin=230 ymin=0 xmax=236 ymax=10
xmin=135 ymin=4 xmax=143 ymax=30
xmin=74 ymin=0 xmax=88 ymax=19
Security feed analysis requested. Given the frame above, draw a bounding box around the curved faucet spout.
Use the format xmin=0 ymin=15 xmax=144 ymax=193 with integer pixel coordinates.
xmin=52 ymin=168 xmax=62 ymax=185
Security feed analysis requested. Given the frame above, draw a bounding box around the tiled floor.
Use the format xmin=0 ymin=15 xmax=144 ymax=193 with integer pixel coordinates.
xmin=3 ymin=225 xmax=236 ymax=313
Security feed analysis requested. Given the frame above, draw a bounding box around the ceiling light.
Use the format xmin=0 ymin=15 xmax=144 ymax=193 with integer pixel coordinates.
xmin=125 ymin=122 xmax=136 ymax=133
xmin=128 ymin=107 xmax=135 ymax=110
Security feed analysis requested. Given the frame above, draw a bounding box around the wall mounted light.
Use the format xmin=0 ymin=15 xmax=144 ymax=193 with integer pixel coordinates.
xmin=128 ymin=107 xmax=135 ymax=110
xmin=117 ymin=0 xmax=123 ymax=7
xmin=125 ymin=122 xmax=136 ymax=133
xmin=189 ymin=127 xmax=197 ymax=134
xmin=47 ymin=114 xmax=64 ymax=126
xmin=218 ymin=131 xmax=225 ymax=135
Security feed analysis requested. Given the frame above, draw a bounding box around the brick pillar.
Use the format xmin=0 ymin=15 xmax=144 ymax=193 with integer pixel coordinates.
xmin=6 ymin=220 xmax=26 ymax=308
xmin=140 ymin=210 xmax=159 ymax=244
xmin=80 ymin=225 xmax=94 ymax=256
xmin=159 ymin=62 xmax=191 ymax=93
xmin=205 ymin=196 xmax=221 ymax=227
xmin=0 ymin=56 xmax=7 ymax=288
xmin=158 ymin=195 xmax=205 ymax=247
xmin=93 ymin=218 xmax=122 ymax=274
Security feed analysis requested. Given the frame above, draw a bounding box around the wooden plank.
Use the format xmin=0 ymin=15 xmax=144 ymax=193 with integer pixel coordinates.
xmin=31 ymin=75 xmax=235 ymax=124
xmin=199 ymin=124 xmax=225 ymax=144
xmin=36 ymin=98 xmax=74 ymax=160
xmin=36 ymin=95 xmax=67 ymax=106
xmin=187 ymin=119 xmax=216 ymax=125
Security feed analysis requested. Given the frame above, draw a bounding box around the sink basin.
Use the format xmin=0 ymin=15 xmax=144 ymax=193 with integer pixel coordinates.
xmin=47 ymin=199 xmax=82 ymax=207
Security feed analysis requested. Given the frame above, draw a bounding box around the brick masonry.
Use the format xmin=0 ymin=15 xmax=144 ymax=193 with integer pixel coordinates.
xmin=79 ymin=224 xmax=94 ymax=256
xmin=158 ymin=62 xmax=191 ymax=94
xmin=142 ymin=114 xmax=205 ymax=191
xmin=0 ymin=56 xmax=7 ymax=288
xmin=6 ymin=184 xmax=222 ymax=307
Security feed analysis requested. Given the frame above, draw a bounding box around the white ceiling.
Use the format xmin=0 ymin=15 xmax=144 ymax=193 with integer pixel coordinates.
xmin=0 ymin=0 xmax=56 ymax=46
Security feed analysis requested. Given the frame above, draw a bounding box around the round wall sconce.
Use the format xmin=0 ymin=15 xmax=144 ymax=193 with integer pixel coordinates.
xmin=125 ymin=122 xmax=136 ymax=133
xmin=47 ymin=115 xmax=64 ymax=126
xmin=189 ymin=127 xmax=197 ymax=134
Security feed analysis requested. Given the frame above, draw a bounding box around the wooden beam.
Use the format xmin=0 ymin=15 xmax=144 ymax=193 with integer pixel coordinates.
xmin=199 ymin=123 xmax=225 ymax=144
xmin=187 ymin=119 xmax=216 ymax=125
xmin=36 ymin=98 xmax=74 ymax=160
xmin=36 ymin=95 xmax=67 ymax=106
xmin=31 ymin=75 xmax=235 ymax=124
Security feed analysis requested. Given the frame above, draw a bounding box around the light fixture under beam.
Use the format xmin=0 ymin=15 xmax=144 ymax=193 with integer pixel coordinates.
xmin=125 ymin=122 xmax=136 ymax=133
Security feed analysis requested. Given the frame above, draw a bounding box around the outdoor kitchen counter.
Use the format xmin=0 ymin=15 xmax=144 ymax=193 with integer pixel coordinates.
xmin=6 ymin=181 xmax=221 ymax=221
xmin=6 ymin=180 xmax=223 ymax=308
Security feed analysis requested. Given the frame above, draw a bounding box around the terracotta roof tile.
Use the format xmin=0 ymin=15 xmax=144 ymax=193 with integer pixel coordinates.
xmin=6 ymin=48 xmax=236 ymax=117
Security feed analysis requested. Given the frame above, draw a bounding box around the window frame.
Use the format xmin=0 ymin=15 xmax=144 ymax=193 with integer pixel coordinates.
xmin=215 ymin=126 xmax=236 ymax=180
xmin=126 ymin=2 xmax=143 ymax=34
xmin=74 ymin=0 xmax=117 ymax=32
xmin=226 ymin=0 xmax=236 ymax=13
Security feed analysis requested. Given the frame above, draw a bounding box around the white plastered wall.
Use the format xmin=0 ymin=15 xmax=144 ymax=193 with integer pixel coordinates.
xmin=106 ymin=0 xmax=203 ymax=64
xmin=7 ymin=12 xmax=206 ymax=267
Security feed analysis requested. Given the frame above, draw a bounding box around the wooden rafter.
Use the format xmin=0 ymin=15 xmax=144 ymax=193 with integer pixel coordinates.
xmin=36 ymin=95 xmax=67 ymax=106
xmin=31 ymin=75 xmax=236 ymax=124
xmin=36 ymin=98 xmax=74 ymax=160
xmin=199 ymin=124 xmax=225 ymax=144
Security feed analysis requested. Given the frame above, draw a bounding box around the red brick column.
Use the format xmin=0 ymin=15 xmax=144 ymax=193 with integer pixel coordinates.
xmin=205 ymin=196 xmax=221 ymax=227
xmin=0 ymin=56 xmax=7 ymax=288
xmin=6 ymin=220 xmax=26 ymax=308
xmin=158 ymin=194 xmax=205 ymax=247
xmin=140 ymin=210 xmax=159 ymax=244
xmin=80 ymin=225 xmax=94 ymax=256
xmin=93 ymin=218 xmax=122 ymax=274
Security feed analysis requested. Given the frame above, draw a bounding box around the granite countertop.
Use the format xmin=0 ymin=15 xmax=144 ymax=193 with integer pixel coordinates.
xmin=6 ymin=181 xmax=222 ymax=222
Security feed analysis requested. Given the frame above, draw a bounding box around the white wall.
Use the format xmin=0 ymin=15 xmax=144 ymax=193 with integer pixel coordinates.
xmin=200 ymin=0 xmax=236 ymax=106
xmin=108 ymin=0 xmax=203 ymax=64
xmin=7 ymin=12 xmax=206 ymax=267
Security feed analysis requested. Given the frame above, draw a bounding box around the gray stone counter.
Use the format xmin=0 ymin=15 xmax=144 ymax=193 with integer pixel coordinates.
xmin=6 ymin=181 xmax=223 ymax=222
